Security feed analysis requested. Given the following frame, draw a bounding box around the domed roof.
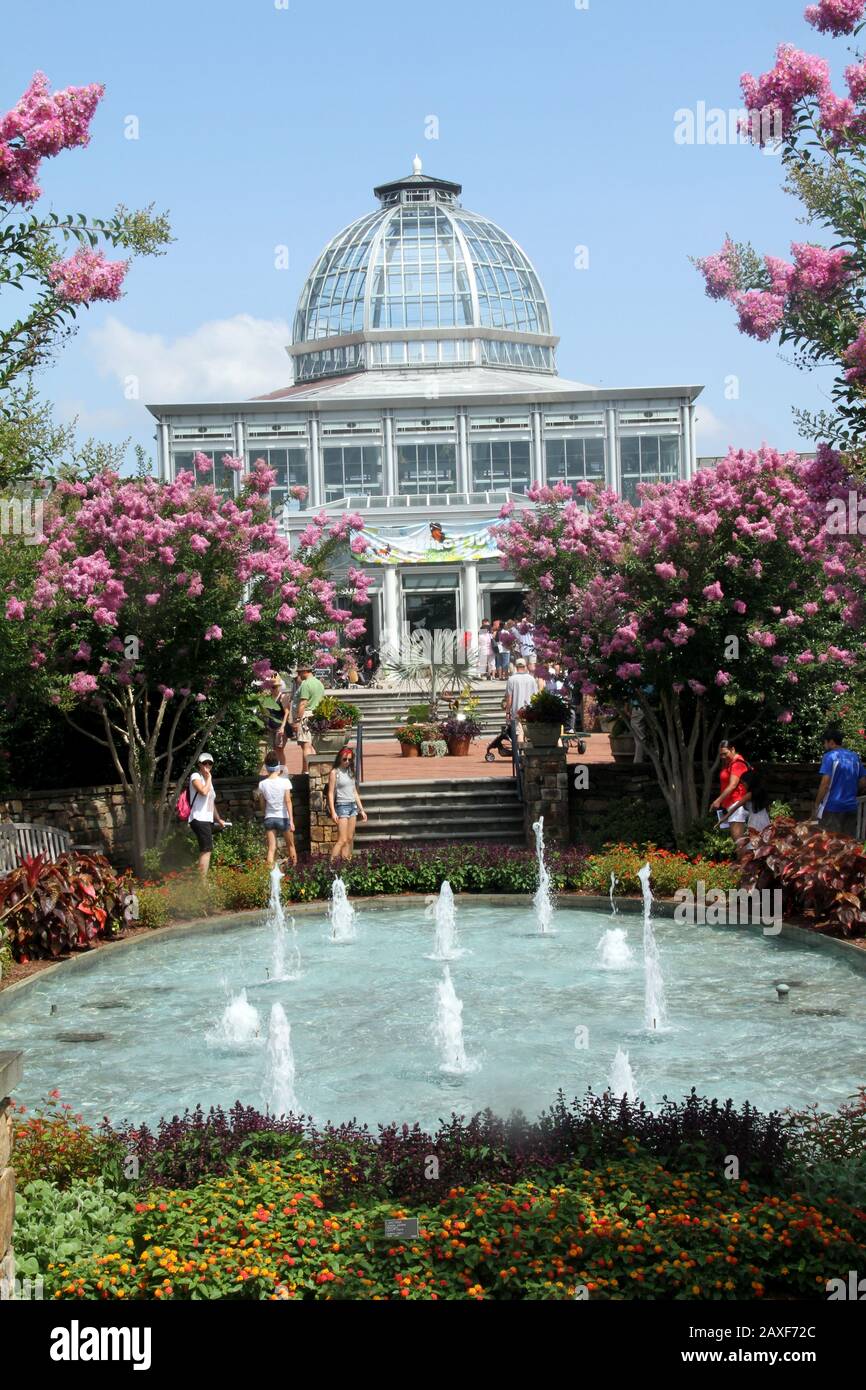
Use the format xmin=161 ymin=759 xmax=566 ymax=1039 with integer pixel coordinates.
xmin=291 ymin=160 xmax=557 ymax=382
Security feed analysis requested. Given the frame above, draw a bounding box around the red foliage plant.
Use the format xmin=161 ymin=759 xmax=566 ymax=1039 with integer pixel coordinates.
xmin=739 ymin=817 xmax=866 ymax=937
xmin=0 ymin=852 xmax=132 ymax=961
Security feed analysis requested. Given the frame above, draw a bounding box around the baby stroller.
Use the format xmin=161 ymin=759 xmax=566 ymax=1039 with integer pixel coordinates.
xmin=484 ymin=724 xmax=514 ymax=762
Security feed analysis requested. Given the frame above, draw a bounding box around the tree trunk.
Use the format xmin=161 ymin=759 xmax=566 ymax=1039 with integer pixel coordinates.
xmin=625 ymin=696 xmax=719 ymax=848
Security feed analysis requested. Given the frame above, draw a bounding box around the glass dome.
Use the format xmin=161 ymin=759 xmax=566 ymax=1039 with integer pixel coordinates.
xmin=291 ymin=161 xmax=556 ymax=381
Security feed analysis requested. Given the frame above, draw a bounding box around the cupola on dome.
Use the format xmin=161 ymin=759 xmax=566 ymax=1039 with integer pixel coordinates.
xmin=291 ymin=158 xmax=557 ymax=382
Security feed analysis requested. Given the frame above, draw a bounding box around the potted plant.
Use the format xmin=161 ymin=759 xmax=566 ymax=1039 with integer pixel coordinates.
xmin=520 ymin=689 xmax=570 ymax=748
xmin=438 ymin=713 xmax=482 ymax=757
xmin=309 ymin=697 xmax=360 ymax=754
xmin=395 ymin=724 xmax=424 ymax=758
xmin=609 ymin=715 xmax=636 ymax=764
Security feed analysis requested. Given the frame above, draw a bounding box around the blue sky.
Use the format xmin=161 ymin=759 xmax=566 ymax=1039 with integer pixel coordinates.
xmin=2 ymin=0 xmax=851 ymax=463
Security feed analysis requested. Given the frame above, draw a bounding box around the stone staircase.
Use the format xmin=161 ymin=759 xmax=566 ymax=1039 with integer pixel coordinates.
xmin=352 ymin=777 xmax=524 ymax=846
xmin=328 ymin=683 xmax=508 ymax=741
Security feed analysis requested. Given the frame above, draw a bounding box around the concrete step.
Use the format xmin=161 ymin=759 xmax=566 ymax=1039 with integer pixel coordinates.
xmin=353 ymin=827 xmax=525 ymax=844
xmin=355 ymin=811 xmax=523 ymax=832
xmin=358 ymin=796 xmax=520 ymax=815
xmin=349 ymin=772 xmax=525 ymax=845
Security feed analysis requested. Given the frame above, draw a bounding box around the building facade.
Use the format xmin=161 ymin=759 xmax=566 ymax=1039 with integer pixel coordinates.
xmin=149 ymin=159 xmax=703 ymax=650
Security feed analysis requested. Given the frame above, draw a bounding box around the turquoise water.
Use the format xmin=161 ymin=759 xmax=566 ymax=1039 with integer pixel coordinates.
xmin=1 ymin=901 xmax=864 ymax=1128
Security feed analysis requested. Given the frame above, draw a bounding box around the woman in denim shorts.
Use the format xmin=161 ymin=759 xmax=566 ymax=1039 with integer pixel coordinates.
xmin=326 ymin=747 xmax=368 ymax=870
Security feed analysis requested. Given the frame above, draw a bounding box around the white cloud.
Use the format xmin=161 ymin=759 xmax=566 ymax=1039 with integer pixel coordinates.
xmin=88 ymin=313 xmax=292 ymax=402
xmin=55 ymin=400 xmax=135 ymax=433
xmin=693 ymin=404 xmax=730 ymax=454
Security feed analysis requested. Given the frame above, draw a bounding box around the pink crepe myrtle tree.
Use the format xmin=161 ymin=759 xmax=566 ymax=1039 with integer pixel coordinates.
xmin=693 ymin=2 xmax=866 ymax=452
xmin=0 ymin=70 xmax=170 ymax=412
xmin=2 ymin=458 xmax=370 ymax=872
xmin=496 ymin=449 xmax=866 ymax=844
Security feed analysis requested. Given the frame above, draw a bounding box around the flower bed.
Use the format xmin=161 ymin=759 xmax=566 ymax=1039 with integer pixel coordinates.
xmin=132 ymin=842 xmax=740 ymax=930
xmin=12 ymin=1089 xmax=866 ymax=1301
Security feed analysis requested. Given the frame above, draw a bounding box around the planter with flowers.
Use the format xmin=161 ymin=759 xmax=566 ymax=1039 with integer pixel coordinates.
xmin=395 ymin=724 xmax=424 ymax=758
xmin=309 ymin=697 xmax=360 ymax=755
xmin=438 ymin=713 xmax=483 ymax=757
xmin=609 ymin=716 xmax=636 ymax=765
xmin=519 ymin=689 xmax=570 ymax=750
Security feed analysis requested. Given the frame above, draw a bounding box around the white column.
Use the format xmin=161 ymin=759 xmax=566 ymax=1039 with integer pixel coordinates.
xmin=531 ymin=408 xmax=544 ymax=486
xmin=461 ymin=562 xmax=480 ymax=675
xmin=382 ymin=567 xmax=400 ymax=658
xmin=605 ymin=407 xmax=618 ymax=492
xmin=689 ymin=403 xmax=698 ymax=476
xmin=159 ymin=421 xmax=170 ymax=482
xmin=457 ymin=411 xmax=470 ymax=492
xmin=384 ymin=414 xmax=396 ymax=495
xmin=309 ymin=415 xmax=322 ymax=507
xmin=234 ymin=418 xmax=245 ymax=497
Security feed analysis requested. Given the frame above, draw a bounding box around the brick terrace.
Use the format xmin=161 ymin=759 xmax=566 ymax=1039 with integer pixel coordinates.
xmin=280 ymin=733 xmax=615 ymax=782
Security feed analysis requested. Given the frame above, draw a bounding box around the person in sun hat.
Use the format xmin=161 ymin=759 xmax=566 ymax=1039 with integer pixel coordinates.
xmin=188 ymin=752 xmax=228 ymax=878
xmin=292 ymin=660 xmax=325 ymax=774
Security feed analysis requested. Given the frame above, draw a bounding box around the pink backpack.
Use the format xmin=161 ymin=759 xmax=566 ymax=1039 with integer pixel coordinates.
xmin=175 ymin=786 xmax=192 ymax=822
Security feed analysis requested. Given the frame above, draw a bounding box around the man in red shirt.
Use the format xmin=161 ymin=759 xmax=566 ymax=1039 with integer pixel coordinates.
xmin=710 ymin=739 xmax=750 ymax=855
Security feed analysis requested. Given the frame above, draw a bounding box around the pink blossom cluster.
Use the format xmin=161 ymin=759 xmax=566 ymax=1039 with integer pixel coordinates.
xmin=6 ymin=467 xmax=370 ymax=705
xmin=731 ymin=290 xmax=786 ymax=341
xmin=843 ymin=322 xmax=866 ymax=381
xmin=697 ymin=238 xmax=855 ymax=344
xmin=0 ymin=71 xmax=103 ymax=205
xmin=741 ymin=44 xmax=831 ymax=139
xmin=496 ymin=445 xmax=866 ymax=714
xmin=48 ymin=247 xmax=128 ymax=304
xmin=695 ymin=238 xmax=739 ymax=300
xmin=805 ymin=0 xmax=866 ymax=36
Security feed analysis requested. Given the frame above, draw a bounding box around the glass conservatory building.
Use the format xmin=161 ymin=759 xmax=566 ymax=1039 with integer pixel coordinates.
xmin=148 ymin=159 xmax=703 ymax=649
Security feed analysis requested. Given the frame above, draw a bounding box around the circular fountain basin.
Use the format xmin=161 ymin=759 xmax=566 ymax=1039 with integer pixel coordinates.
xmin=1 ymin=900 xmax=864 ymax=1128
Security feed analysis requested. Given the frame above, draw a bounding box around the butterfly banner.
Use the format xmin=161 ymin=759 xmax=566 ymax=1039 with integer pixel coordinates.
xmin=359 ymin=520 xmax=500 ymax=565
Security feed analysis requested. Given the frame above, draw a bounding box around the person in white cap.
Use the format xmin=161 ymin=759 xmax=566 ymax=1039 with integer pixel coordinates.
xmin=189 ymin=752 xmax=227 ymax=877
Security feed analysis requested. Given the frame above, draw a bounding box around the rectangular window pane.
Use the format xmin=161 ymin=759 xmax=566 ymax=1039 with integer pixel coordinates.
xmin=620 ymin=436 xmax=640 ymax=469
xmin=546 ymin=439 xmax=565 ymax=479
xmin=585 ymin=438 xmax=605 ymax=476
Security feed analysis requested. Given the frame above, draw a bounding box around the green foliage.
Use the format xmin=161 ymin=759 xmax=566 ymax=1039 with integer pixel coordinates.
xmin=574 ymin=796 xmax=676 ymax=852
xmin=211 ymin=821 xmax=268 ymax=869
xmin=197 ymin=698 xmax=264 ymax=777
xmin=14 ymin=1179 xmax=137 ymax=1293
xmin=522 ymin=689 xmax=570 ymax=724
xmin=309 ymin=696 xmax=360 ymax=732
xmin=578 ymin=845 xmax=740 ymax=897
xmin=405 ymin=703 xmax=434 ymax=723
xmin=394 ymin=723 xmax=435 ymax=747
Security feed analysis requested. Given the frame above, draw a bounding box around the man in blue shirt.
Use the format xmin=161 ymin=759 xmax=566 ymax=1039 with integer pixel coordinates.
xmin=813 ymin=725 xmax=866 ymax=838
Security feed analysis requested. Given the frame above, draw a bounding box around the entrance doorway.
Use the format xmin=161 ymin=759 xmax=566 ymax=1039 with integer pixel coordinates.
xmin=404 ymin=590 xmax=458 ymax=635
xmin=488 ymin=590 xmax=525 ymax=624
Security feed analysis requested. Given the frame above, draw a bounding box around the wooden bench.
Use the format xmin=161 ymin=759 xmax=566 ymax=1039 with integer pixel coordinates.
xmin=0 ymin=821 xmax=100 ymax=875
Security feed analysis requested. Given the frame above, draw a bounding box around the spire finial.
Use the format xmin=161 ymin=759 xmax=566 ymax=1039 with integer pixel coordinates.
xmin=412 ymin=153 xmax=422 ymax=175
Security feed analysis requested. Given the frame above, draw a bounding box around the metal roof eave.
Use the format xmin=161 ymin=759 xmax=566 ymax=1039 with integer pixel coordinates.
xmin=145 ymin=382 xmax=704 ymax=418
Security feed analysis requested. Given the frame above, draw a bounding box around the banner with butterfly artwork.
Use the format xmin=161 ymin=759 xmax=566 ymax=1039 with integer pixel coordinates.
xmin=360 ymin=520 xmax=501 ymax=565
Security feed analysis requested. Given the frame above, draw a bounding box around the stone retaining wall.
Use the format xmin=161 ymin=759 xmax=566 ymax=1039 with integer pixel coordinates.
xmin=0 ymin=776 xmax=313 ymax=866
xmin=0 ymin=1052 xmax=21 ymax=1301
xmin=569 ymin=761 xmax=820 ymax=844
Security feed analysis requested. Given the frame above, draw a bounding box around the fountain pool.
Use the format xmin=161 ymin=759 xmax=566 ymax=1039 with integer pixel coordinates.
xmin=1 ymin=900 xmax=864 ymax=1128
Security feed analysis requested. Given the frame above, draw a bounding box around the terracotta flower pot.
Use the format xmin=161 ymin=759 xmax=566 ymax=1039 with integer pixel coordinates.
xmin=399 ymin=742 xmax=420 ymax=758
xmin=447 ymin=736 xmax=472 ymax=757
